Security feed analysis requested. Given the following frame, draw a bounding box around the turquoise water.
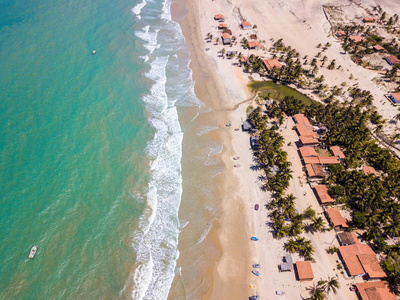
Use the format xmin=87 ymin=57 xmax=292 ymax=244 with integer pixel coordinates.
xmin=0 ymin=0 xmax=189 ymax=298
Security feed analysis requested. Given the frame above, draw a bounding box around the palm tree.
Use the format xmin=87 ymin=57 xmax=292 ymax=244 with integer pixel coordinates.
xmin=323 ymin=276 xmax=340 ymax=295
xmin=310 ymin=216 xmax=326 ymax=232
xmin=307 ymin=283 xmax=325 ymax=300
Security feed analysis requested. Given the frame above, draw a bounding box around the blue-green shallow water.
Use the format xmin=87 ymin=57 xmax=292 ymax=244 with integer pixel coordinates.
xmin=0 ymin=0 xmax=154 ymax=298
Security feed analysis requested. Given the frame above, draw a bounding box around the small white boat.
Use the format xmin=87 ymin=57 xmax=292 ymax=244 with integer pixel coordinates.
xmin=92 ymin=50 xmax=96 ymax=55
xmin=29 ymin=246 xmax=37 ymax=259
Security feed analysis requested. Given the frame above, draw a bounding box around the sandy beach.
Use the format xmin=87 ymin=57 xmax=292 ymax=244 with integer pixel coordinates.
xmin=172 ymin=0 xmax=400 ymax=299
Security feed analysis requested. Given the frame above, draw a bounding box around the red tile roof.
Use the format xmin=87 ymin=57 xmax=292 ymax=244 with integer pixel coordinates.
xmin=363 ymin=166 xmax=376 ymax=176
xmin=325 ymin=207 xmax=348 ymax=228
xmin=214 ymin=14 xmax=224 ymax=20
xmin=373 ymin=45 xmax=384 ymax=51
xmin=349 ymin=35 xmax=366 ymax=43
xmin=363 ymin=18 xmax=375 ymax=22
xmin=218 ymin=23 xmax=227 ymax=29
xmin=330 ymin=146 xmax=345 ymax=159
xmin=262 ymin=59 xmax=282 ymax=71
xmin=248 ymin=41 xmax=263 ymax=49
xmin=296 ymin=124 xmax=319 ymax=139
xmin=391 ymin=93 xmax=400 ymax=101
xmin=241 ymin=21 xmax=251 ymax=27
xmin=339 ymin=244 xmax=386 ymax=278
xmin=299 ymin=147 xmax=318 ymax=158
xmin=318 ymin=156 xmax=341 ymax=164
xmin=240 ymin=56 xmax=248 ymax=63
xmin=305 ymin=164 xmax=325 ymax=178
xmin=300 ymin=136 xmax=319 ymax=145
xmin=222 ymin=33 xmax=231 ymax=39
xmin=314 ymin=185 xmax=335 ymax=204
xmin=336 ymin=31 xmax=346 ymax=37
xmin=386 ymin=55 xmax=400 ymax=65
xmin=356 ymin=281 xmax=396 ymax=300
xmin=293 ymin=114 xmax=311 ymax=126
xmin=296 ymin=261 xmax=314 ymax=280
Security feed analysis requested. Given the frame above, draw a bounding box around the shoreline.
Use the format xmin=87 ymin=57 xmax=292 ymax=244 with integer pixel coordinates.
xmin=171 ymin=0 xmax=254 ymax=299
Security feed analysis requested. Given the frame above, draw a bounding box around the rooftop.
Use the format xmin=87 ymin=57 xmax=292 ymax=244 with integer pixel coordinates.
xmin=241 ymin=21 xmax=251 ymax=27
xmin=356 ymin=281 xmax=396 ymax=300
xmin=330 ymin=146 xmax=345 ymax=159
xmin=337 ymin=232 xmax=359 ymax=246
xmin=293 ymin=114 xmax=311 ymax=126
xmin=314 ymin=185 xmax=334 ymax=204
xmin=336 ymin=30 xmax=346 ymax=37
xmin=296 ymin=124 xmax=319 ymax=139
xmin=386 ymin=55 xmax=400 ymax=65
xmin=248 ymin=41 xmax=263 ymax=49
xmin=325 ymin=207 xmax=348 ymax=228
xmin=222 ymin=33 xmax=231 ymax=39
xmin=373 ymin=44 xmax=384 ymax=51
xmin=363 ymin=166 xmax=376 ymax=176
xmin=214 ymin=14 xmax=224 ymax=20
xmin=299 ymin=146 xmax=318 ymax=158
xmin=300 ymin=136 xmax=319 ymax=145
xmin=262 ymin=58 xmax=282 ymax=71
xmin=305 ymin=164 xmax=326 ymax=178
xmin=218 ymin=23 xmax=227 ymax=28
xmin=339 ymin=244 xmax=386 ymax=278
xmin=349 ymin=35 xmax=366 ymax=43
xmin=390 ymin=93 xmax=400 ymax=102
xmin=295 ymin=261 xmax=314 ymax=280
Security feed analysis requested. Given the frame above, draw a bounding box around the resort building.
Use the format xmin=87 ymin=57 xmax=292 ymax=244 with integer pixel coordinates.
xmin=314 ymin=184 xmax=335 ymax=205
xmin=221 ymin=33 xmax=231 ymax=45
xmin=295 ymin=261 xmax=314 ymax=281
xmin=329 ymin=146 xmax=345 ymax=159
xmin=355 ymin=281 xmax=397 ymax=300
xmin=338 ymin=244 xmax=386 ymax=279
xmin=262 ymin=59 xmax=282 ymax=71
xmin=349 ymin=35 xmax=366 ymax=43
xmin=373 ymin=45 xmax=384 ymax=52
xmin=363 ymin=166 xmax=376 ymax=176
xmin=325 ymin=207 xmax=348 ymax=230
xmin=218 ymin=23 xmax=227 ymax=29
xmin=363 ymin=17 xmax=375 ymax=23
xmin=299 ymin=136 xmax=319 ymax=147
xmin=241 ymin=21 xmax=252 ymax=29
xmin=387 ymin=93 xmax=400 ymax=105
xmin=385 ymin=55 xmax=400 ymax=66
xmin=336 ymin=30 xmax=346 ymax=37
xmin=248 ymin=41 xmax=263 ymax=50
xmin=299 ymin=147 xmax=341 ymax=165
xmin=337 ymin=232 xmax=359 ymax=246
xmin=214 ymin=14 xmax=224 ymax=21
xmin=305 ymin=163 xmax=326 ymax=179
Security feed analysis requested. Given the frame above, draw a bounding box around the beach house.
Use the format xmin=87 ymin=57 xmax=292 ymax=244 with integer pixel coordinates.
xmin=218 ymin=23 xmax=227 ymax=30
xmin=295 ymin=261 xmax=314 ymax=281
xmin=385 ymin=55 xmax=400 ymax=66
xmin=262 ymin=59 xmax=282 ymax=71
xmin=325 ymin=207 xmax=348 ymax=230
xmin=336 ymin=30 xmax=346 ymax=38
xmin=221 ymin=33 xmax=231 ymax=45
xmin=314 ymin=184 xmax=335 ymax=205
xmin=337 ymin=232 xmax=359 ymax=246
xmin=214 ymin=14 xmax=224 ymax=21
xmin=362 ymin=166 xmax=376 ymax=176
xmin=363 ymin=17 xmax=375 ymax=23
xmin=305 ymin=163 xmax=326 ymax=179
xmin=387 ymin=93 xmax=400 ymax=105
xmin=373 ymin=45 xmax=384 ymax=52
xmin=355 ymin=281 xmax=396 ymax=300
xmin=241 ymin=21 xmax=252 ymax=29
xmin=329 ymin=146 xmax=345 ymax=159
xmin=338 ymin=244 xmax=386 ymax=279
xmin=248 ymin=41 xmax=263 ymax=50
xmin=349 ymin=35 xmax=366 ymax=43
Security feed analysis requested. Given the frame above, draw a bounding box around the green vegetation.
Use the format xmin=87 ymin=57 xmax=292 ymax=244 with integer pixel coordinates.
xmin=248 ymin=81 xmax=314 ymax=106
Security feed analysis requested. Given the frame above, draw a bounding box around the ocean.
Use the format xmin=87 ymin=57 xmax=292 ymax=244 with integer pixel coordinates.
xmin=0 ymin=0 xmax=223 ymax=299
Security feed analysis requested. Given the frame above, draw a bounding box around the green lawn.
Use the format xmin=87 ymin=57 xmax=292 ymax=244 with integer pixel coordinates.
xmin=249 ymin=81 xmax=314 ymax=106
